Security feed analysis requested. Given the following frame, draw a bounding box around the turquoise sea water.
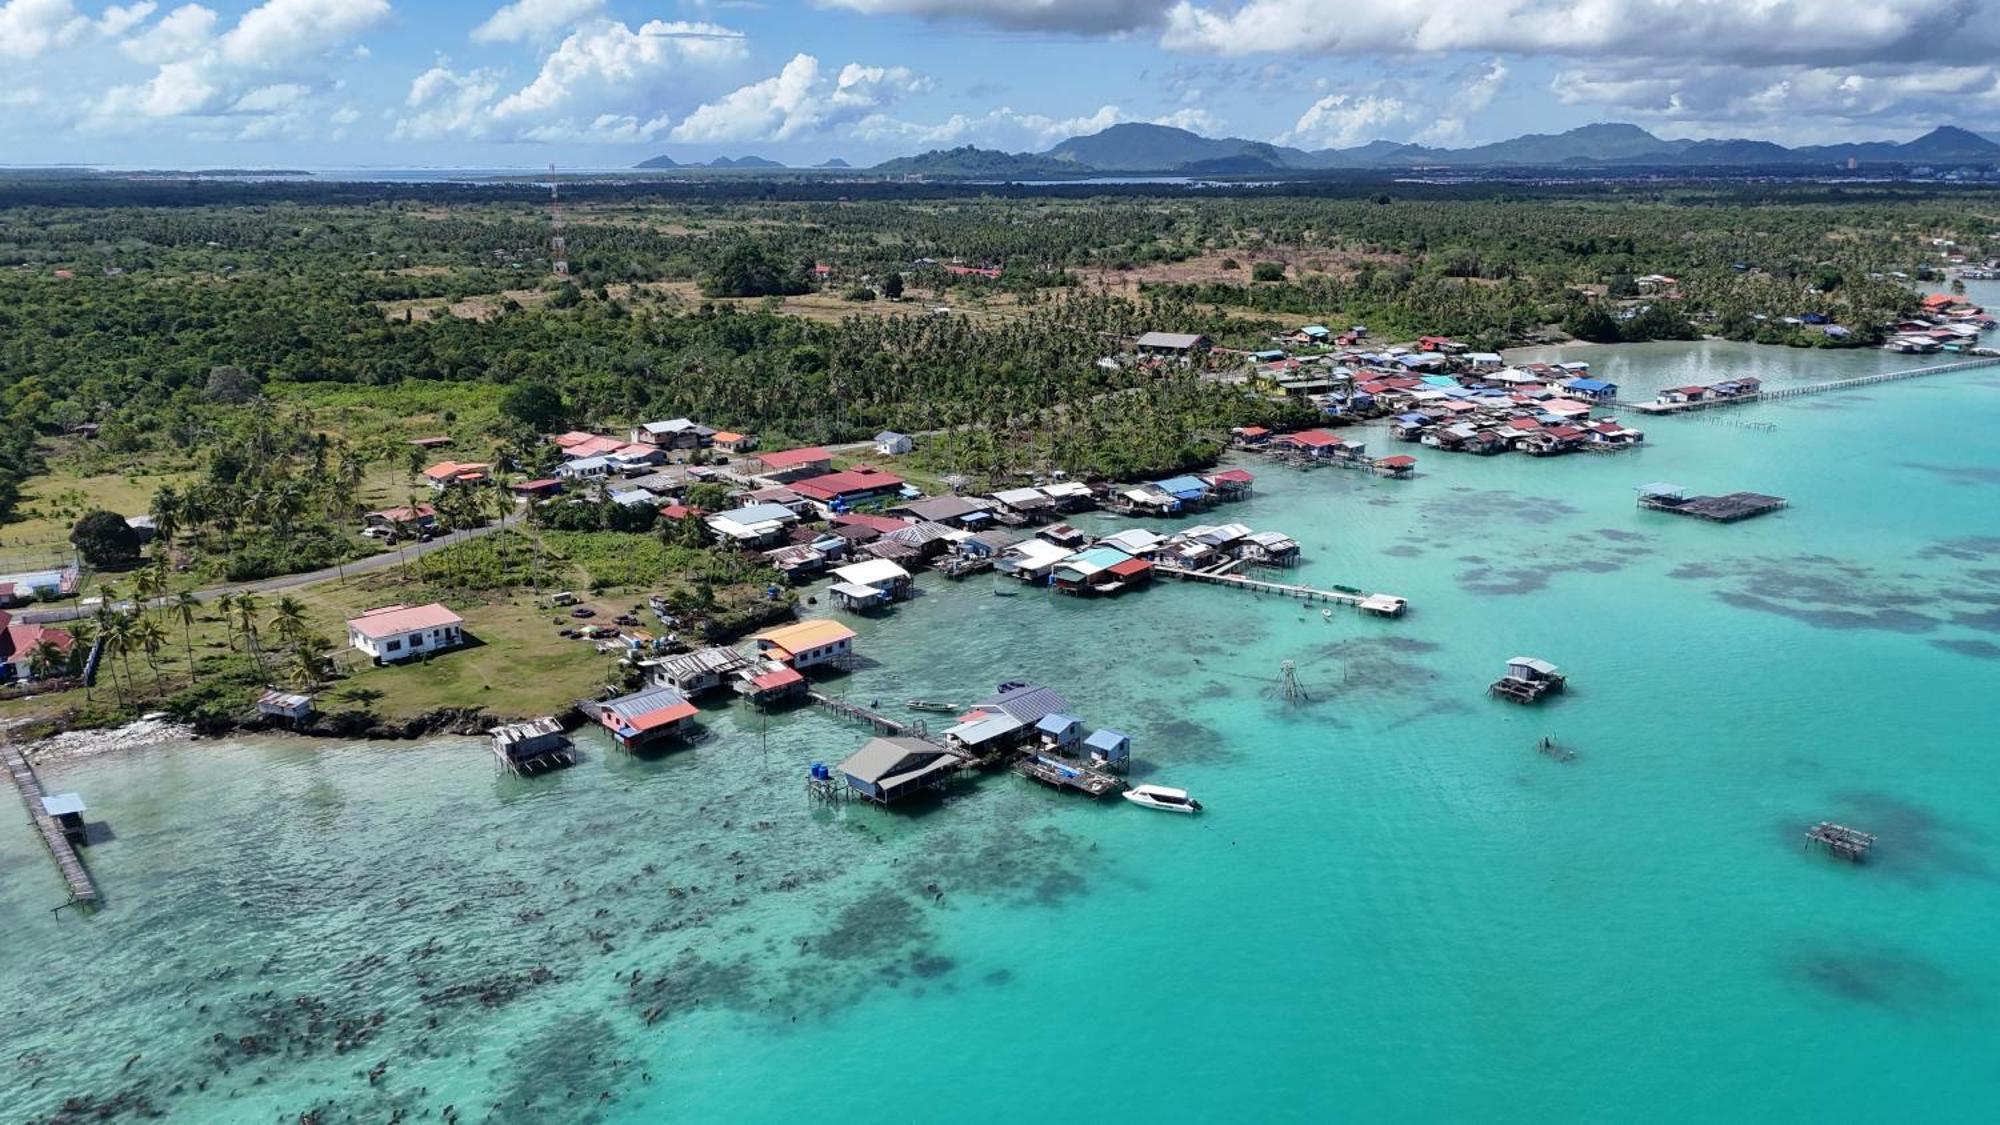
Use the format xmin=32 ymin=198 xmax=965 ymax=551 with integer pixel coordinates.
xmin=7 ymin=340 xmax=2000 ymax=1123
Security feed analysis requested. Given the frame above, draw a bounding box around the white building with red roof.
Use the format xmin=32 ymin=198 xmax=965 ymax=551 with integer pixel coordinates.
xmin=0 ymin=610 xmax=75 ymax=683
xmin=346 ymin=603 xmax=465 ymax=664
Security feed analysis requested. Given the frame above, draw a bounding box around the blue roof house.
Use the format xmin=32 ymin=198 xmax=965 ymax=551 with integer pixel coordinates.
xmin=1563 ymin=377 xmax=1617 ymax=400
xmin=1035 ymin=712 xmax=1084 ymax=750
xmin=1084 ymin=728 xmax=1131 ymax=767
xmin=1155 ymin=475 xmax=1212 ymax=504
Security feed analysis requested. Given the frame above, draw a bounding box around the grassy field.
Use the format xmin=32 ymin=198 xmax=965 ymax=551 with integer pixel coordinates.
xmin=0 ymin=526 xmax=785 ymax=729
xmin=0 ymin=464 xmax=188 ymax=574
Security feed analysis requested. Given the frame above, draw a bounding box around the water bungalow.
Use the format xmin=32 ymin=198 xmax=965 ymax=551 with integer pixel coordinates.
xmin=1098 ymin=528 xmax=1166 ymax=557
xmin=1359 ymin=594 xmax=1409 ymax=617
xmin=735 ymin=662 xmax=807 ymax=707
xmin=1636 ymin=483 xmax=1789 ymax=523
xmin=1035 ymin=712 xmax=1085 ymax=751
xmin=1038 ymin=480 xmax=1096 ymax=512
xmin=997 ymin=538 xmax=1074 ymax=583
xmin=647 ymin=646 xmax=753 ymax=695
xmin=1490 ymin=657 xmax=1566 ymax=704
xmin=1203 ymin=468 xmax=1255 ymax=500
xmin=1113 ymin=485 xmax=1180 ymax=517
xmin=1240 ymin=530 xmax=1301 ymax=567
xmin=1373 ymin=455 xmax=1418 ymax=477
xmin=490 ymin=717 xmax=575 ymax=774
xmin=837 ymin=737 xmax=961 ymax=805
xmin=749 ymin=619 xmax=857 ymax=670
xmin=1083 ymin=728 xmax=1131 ymax=769
xmin=1038 ymin=523 xmax=1088 ymax=549
xmin=944 ymin=711 xmax=1027 ymax=754
xmin=1154 ymin=475 xmax=1215 ymax=509
xmin=1052 ymin=547 xmax=1150 ymax=596
xmin=596 ymin=686 xmax=700 ymax=751
xmin=991 ymin=487 xmax=1056 ymax=522
xmin=892 ymin=495 xmax=993 ymax=528
xmin=828 ymin=558 xmax=913 ymax=611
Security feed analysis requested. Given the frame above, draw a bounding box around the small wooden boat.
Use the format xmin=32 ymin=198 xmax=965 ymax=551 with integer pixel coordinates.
xmin=904 ymin=699 xmax=958 ymax=714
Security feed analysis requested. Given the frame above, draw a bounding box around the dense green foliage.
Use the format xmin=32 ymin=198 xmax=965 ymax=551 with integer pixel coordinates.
xmin=1 ymin=178 xmax=1984 ymax=567
xmin=70 ymin=509 xmax=140 ymax=568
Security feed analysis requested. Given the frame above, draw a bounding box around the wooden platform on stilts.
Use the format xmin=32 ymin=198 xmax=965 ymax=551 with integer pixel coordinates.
xmin=3 ymin=741 xmax=98 ymax=909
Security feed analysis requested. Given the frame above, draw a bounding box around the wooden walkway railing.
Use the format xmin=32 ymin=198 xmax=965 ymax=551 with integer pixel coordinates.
xmin=1157 ymin=566 xmax=1387 ymax=608
xmin=1619 ymin=355 xmax=2000 ymax=415
xmin=2 ymin=741 xmax=98 ymax=909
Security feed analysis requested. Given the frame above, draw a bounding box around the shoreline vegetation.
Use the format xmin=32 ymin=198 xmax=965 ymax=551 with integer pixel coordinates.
xmin=1 ymin=178 xmax=1985 ymax=737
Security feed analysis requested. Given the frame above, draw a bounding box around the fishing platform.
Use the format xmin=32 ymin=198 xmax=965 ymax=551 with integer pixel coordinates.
xmin=1490 ymin=657 xmax=1566 ymax=704
xmin=3 ymin=741 xmax=98 ymax=910
xmin=1636 ymin=483 xmax=1789 ymax=523
xmin=1805 ymin=822 xmax=1876 ymax=862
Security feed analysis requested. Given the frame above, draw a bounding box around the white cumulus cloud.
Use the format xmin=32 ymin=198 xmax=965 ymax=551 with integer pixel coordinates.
xmin=0 ymin=0 xmax=90 ymax=59
xmin=670 ymin=53 xmax=930 ymax=142
xmin=488 ymin=18 xmax=747 ymax=134
xmin=818 ymin=0 xmax=1172 ymax=34
xmin=470 ymin=0 xmax=602 ymax=44
xmin=219 ymin=0 xmax=390 ymax=68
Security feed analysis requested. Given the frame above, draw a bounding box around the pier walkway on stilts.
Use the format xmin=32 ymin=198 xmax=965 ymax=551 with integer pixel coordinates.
xmin=1620 ymin=355 xmax=2000 ymax=415
xmin=805 ymin=692 xmax=973 ymax=758
xmin=2 ymin=741 xmax=98 ymax=909
xmin=1156 ymin=564 xmax=1407 ymax=613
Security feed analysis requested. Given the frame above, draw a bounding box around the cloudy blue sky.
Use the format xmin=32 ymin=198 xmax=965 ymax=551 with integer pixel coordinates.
xmin=4 ymin=0 xmax=1998 ymax=168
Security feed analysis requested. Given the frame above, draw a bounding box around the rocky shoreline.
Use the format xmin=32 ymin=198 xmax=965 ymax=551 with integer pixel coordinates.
xmin=18 ymin=706 xmax=507 ymax=765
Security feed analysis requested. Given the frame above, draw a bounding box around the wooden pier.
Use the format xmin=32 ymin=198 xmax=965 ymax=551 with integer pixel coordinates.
xmin=1636 ymin=486 xmax=1789 ymax=523
xmin=2 ymin=741 xmax=98 ymax=909
xmin=1622 ymin=355 xmax=2000 ymax=415
xmin=1013 ymin=754 xmax=1125 ymax=798
xmin=808 ymin=691 xmax=945 ymax=743
xmin=1805 ymin=821 xmax=1876 ymax=862
xmin=1156 ymin=564 xmax=1405 ymax=612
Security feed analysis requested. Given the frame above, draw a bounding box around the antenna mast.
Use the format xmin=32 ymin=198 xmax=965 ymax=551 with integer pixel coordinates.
xmin=548 ymin=163 xmax=569 ymax=278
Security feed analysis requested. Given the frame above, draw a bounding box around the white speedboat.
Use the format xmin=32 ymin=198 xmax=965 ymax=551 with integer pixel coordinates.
xmin=1123 ymin=784 xmax=1202 ymax=814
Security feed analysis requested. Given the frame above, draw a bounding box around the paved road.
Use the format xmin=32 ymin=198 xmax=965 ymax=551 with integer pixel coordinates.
xmin=13 ymin=515 xmax=521 ymax=625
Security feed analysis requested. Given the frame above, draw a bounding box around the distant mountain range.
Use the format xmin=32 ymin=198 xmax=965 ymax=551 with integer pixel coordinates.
xmin=635 ymin=154 xmax=786 ymax=170
xmin=856 ymin=122 xmax=2000 ymax=178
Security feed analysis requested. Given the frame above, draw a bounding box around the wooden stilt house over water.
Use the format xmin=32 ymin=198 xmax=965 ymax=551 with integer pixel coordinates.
xmin=647 ymin=646 xmax=753 ymax=696
xmin=736 ymin=662 xmax=808 ymax=707
xmin=490 ymin=718 xmax=575 ymax=774
xmin=1083 ymin=728 xmax=1131 ymax=769
xmin=1490 ymin=657 xmax=1566 ymax=704
xmin=1203 ymin=468 xmax=1255 ymax=501
xmin=595 ymin=687 xmax=700 ymax=751
xmin=836 ymin=737 xmax=962 ymax=805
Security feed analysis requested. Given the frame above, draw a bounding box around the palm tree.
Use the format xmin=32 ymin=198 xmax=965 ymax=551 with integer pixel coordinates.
xmin=234 ymin=593 xmax=265 ymax=674
xmin=26 ymin=639 xmax=70 ymax=682
xmin=150 ymin=487 xmax=181 ymax=553
xmin=65 ymin=620 xmax=97 ymax=702
xmin=289 ymin=634 xmax=335 ymax=691
xmin=132 ymin=615 xmax=169 ymax=695
xmin=102 ymin=612 xmax=135 ymax=706
xmin=173 ymin=591 xmax=200 ymax=682
xmin=213 ymin=592 xmax=237 ymax=650
xmin=269 ymin=596 xmax=309 ymax=649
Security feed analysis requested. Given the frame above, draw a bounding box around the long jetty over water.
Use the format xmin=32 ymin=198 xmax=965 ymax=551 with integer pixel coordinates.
xmin=1622 ymin=355 xmax=2000 ymax=415
xmin=1157 ymin=565 xmax=1406 ymax=612
xmin=2 ymin=742 xmax=98 ymax=909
